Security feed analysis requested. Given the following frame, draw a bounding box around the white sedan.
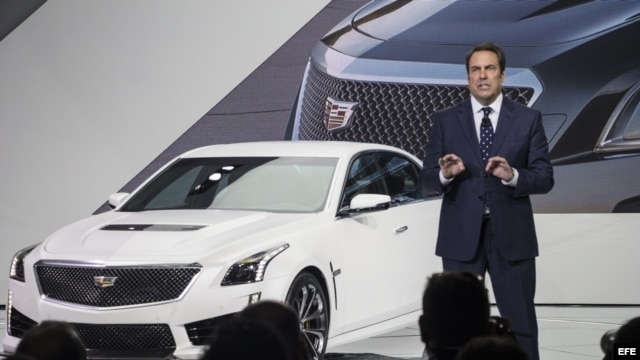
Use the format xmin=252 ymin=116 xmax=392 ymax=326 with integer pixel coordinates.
xmin=4 ymin=141 xmax=442 ymax=360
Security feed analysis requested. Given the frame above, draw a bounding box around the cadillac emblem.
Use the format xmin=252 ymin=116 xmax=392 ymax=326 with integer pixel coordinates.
xmin=94 ymin=276 xmax=117 ymax=288
xmin=324 ymin=97 xmax=358 ymax=132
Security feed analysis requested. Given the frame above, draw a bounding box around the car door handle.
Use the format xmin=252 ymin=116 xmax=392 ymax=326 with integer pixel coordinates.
xmin=394 ymin=225 xmax=408 ymax=234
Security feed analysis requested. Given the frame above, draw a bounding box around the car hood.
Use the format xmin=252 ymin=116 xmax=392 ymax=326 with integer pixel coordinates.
xmin=351 ymin=1 xmax=640 ymax=46
xmin=320 ymin=1 xmax=640 ymax=64
xmin=42 ymin=210 xmax=312 ymax=261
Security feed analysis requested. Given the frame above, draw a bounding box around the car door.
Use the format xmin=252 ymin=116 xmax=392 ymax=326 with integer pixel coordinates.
xmin=333 ymin=151 xmax=441 ymax=330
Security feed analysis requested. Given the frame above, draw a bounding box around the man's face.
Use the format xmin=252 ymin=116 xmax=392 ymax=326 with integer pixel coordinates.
xmin=467 ymin=50 xmax=505 ymax=106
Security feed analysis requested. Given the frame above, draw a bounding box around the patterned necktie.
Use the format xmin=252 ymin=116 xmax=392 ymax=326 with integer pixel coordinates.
xmin=480 ymin=107 xmax=494 ymax=164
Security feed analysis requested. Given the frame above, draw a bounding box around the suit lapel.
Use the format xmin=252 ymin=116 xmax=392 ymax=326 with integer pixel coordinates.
xmin=491 ymin=97 xmax=515 ymax=157
xmin=455 ymin=100 xmax=484 ymax=165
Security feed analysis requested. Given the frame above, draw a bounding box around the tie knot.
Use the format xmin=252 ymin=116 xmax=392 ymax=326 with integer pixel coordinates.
xmin=481 ymin=107 xmax=492 ymax=118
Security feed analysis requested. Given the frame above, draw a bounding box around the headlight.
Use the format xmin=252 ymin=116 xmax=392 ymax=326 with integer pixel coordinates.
xmin=10 ymin=245 xmax=37 ymax=282
xmin=221 ymin=244 xmax=289 ymax=286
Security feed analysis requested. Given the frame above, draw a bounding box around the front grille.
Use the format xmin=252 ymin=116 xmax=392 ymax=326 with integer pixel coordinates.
xmin=298 ymin=64 xmax=535 ymax=158
xmin=35 ymin=262 xmax=202 ymax=307
xmin=76 ymin=323 xmax=176 ymax=358
xmin=9 ymin=306 xmax=176 ymax=358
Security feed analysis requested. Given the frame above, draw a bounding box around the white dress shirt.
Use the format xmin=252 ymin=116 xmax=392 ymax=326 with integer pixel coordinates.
xmin=439 ymin=94 xmax=518 ymax=187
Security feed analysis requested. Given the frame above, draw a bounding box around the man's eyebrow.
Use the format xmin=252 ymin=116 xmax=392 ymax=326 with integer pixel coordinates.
xmin=470 ymin=64 xmax=497 ymax=69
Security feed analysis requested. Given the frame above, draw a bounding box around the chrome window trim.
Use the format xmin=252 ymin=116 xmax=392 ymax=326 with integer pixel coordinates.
xmin=596 ymin=81 xmax=640 ymax=153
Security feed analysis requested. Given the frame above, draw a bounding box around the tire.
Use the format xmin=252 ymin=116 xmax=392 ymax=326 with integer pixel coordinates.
xmin=285 ymin=272 xmax=329 ymax=360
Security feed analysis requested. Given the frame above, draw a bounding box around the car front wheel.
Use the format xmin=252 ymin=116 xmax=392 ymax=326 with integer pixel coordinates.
xmin=285 ymin=272 xmax=329 ymax=360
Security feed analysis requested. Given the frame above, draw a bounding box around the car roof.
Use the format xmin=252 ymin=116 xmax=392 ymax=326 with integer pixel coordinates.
xmin=179 ymin=140 xmax=411 ymax=159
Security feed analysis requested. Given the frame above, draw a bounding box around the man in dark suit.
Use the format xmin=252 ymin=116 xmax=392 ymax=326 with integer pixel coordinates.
xmin=421 ymin=42 xmax=554 ymax=360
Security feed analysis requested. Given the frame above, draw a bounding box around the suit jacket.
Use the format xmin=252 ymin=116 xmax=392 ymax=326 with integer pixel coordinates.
xmin=421 ymin=97 xmax=554 ymax=261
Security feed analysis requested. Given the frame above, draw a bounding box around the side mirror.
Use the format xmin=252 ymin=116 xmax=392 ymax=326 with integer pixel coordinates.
xmin=108 ymin=192 xmax=130 ymax=209
xmin=338 ymin=193 xmax=391 ymax=217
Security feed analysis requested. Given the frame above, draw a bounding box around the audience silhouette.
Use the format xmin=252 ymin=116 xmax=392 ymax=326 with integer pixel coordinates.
xmin=14 ymin=320 xmax=86 ymax=360
xmin=602 ymin=316 xmax=640 ymax=360
xmin=456 ymin=336 xmax=527 ymax=360
xmin=6 ymin=286 xmax=633 ymax=360
xmin=238 ymin=300 xmax=310 ymax=360
xmin=419 ymin=271 xmax=491 ymax=360
xmin=200 ymin=316 xmax=292 ymax=360
xmin=418 ymin=271 xmax=528 ymax=360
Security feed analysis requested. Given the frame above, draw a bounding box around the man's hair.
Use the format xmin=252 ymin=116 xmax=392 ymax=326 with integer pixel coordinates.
xmin=238 ymin=300 xmax=308 ymax=360
xmin=15 ymin=320 xmax=87 ymax=360
xmin=614 ymin=316 xmax=640 ymax=343
xmin=420 ymin=272 xmax=490 ymax=353
xmin=457 ymin=336 xmax=527 ymax=360
xmin=465 ymin=42 xmax=506 ymax=73
xmin=201 ymin=317 xmax=291 ymax=360
xmin=604 ymin=316 xmax=640 ymax=360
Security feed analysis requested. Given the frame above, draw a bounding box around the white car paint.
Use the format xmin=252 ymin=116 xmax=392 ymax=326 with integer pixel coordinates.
xmin=3 ymin=141 xmax=442 ymax=359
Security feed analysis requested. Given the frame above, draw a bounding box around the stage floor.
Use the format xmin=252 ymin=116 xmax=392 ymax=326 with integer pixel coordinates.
xmin=2 ymin=305 xmax=637 ymax=359
xmin=324 ymin=305 xmax=638 ymax=360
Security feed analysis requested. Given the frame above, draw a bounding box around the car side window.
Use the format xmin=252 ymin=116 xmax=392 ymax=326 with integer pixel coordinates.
xmin=377 ymin=152 xmax=426 ymax=204
xmin=341 ymin=153 xmax=386 ymax=209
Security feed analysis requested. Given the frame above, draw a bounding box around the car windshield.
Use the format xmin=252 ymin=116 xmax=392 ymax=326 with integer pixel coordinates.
xmin=120 ymin=156 xmax=338 ymax=213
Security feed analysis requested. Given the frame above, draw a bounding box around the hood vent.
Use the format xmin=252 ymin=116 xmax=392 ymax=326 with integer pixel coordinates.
xmin=101 ymin=224 xmax=206 ymax=232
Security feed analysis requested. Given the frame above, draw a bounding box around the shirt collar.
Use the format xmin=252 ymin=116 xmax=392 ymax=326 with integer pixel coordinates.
xmin=471 ymin=93 xmax=504 ymax=115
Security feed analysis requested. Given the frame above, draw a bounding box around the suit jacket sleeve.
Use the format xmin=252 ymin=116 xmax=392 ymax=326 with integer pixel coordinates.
xmin=512 ymin=109 xmax=554 ymax=197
